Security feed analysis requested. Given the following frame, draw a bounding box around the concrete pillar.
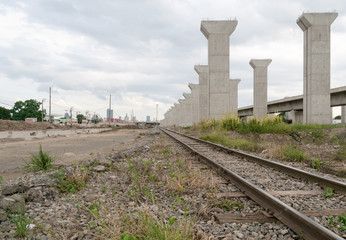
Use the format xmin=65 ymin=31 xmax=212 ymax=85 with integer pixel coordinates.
xmin=173 ymin=103 xmax=179 ymax=126
xmin=229 ymin=79 xmax=241 ymax=115
xmin=178 ymin=99 xmax=185 ymax=127
xmin=342 ymin=106 xmax=346 ymax=124
xmin=201 ymin=20 xmax=237 ymax=120
xmin=194 ymin=65 xmax=209 ymax=121
xmin=297 ymin=12 xmax=337 ymax=124
xmin=249 ymin=59 xmax=272 ymax=119
xmin=189 ymin=83 xmax=199 ymax=124
xmin=183 ymin=93 xmax=193 ymax=126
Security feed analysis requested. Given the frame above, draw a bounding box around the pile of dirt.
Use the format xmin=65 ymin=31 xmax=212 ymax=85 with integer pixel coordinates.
xmin=0 ymin=120 xmax=58 ymax=131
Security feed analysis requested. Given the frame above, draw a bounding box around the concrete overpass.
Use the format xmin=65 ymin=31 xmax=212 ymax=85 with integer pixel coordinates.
xmin=238 ymin=86 xmax=346 ymax=117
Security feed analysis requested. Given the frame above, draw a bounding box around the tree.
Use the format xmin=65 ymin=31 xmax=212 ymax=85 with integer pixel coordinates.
xmin=334 ymin=115 xmax=341 ymax=120
xmin=0 ymin=106 xmax=11 ymax=120
xmin=11 ymin=99 xmax=45 ymax=121
xmin=77 ymin=114 xmax=84 ymax=124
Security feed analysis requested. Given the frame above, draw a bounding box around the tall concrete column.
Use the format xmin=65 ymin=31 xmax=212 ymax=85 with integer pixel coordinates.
xmin=297 ymin=12 xmax=337 ymax=124
xmin=194 ymin=65 xmax=209 ymax=121
xmin=183 ymin=93 xmax=193 ymax=126
xmin=342 ymin=106 xmax=346 ymax=124
xmin=173 ymin=103 xmax=179 ymax=126
xmin=189 ymin=83 xmax=199 ymax=124
xmin=178 ymin=99 xmax=185 ymax=127
xmin=201 ymin=20 xmax=237 ymax=120
xmin=249 ymin=59 xmax=272 ymax=119
xmin=229 ymin=79 xmax=241 ymax=115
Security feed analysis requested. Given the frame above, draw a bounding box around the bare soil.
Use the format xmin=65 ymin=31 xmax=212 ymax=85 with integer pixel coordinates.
xmin=0 ymin=124 xmax=147 ymax=183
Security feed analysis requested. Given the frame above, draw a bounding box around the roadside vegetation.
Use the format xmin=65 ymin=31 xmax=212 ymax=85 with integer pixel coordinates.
xmin=194 ymin=114 xmax=342 ymax=134
xmin=187 ymin=114 xmax=346 ymax=176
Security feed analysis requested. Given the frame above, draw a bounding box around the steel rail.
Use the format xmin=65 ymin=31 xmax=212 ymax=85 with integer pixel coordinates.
xmin=165 ymin=128 xmax=346 ymax=193
xmin=159 ymin=127 xmax=344 ymax=240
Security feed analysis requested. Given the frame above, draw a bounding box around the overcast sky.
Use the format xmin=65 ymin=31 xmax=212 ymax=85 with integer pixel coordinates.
xmin=0 ymin=0 xmax=345 ymax=121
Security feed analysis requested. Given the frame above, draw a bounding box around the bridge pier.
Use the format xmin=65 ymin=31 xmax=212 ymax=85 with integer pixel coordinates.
xmin=201 ymin=20 xmax=237 ymax=119
xmin=189 ymin=83 xmax=199 ymax=124
xmin=250 ymin=59 xmax=272 ymax=120
xmin=342 ymin=106 xmax=346 ymax=124
xmin=230 ymin=79 xmax=241 ymax=115
xmin=194 ymin=65 xmax=209 ymax=121
xmin=183 ymin=93 xmax=193 ymax=126
xmin=297 ymin=12 xmax=337 ymax=124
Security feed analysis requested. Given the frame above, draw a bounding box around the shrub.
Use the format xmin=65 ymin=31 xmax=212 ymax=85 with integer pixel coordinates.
xmin=25 ymin=145 xmax=53 ymax=172
xmin=279 ymin=146 xmax=309 ymax=162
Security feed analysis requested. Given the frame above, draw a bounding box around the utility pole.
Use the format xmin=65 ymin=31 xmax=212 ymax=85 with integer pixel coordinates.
xmin=109 ymin=94 xmax=111 ymax=124
xmin=156 ymin=104 xmax=158 ymax=126
xmin=70 ymin=107 xmax=73 ymax=126
xmin=41 ymin=99 xmax=46 ymax=122
xmin=49 ymin=87 xmax=52 ymax=122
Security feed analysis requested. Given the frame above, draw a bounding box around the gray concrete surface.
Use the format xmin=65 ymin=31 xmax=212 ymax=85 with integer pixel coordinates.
xmin=201 ymin=20 xmax=237 ymax=119
xmin=342 ymin=106 xmax=346 ymax=124
xmin=194 ymin=65 xmax=209 ymax=121
xmin=189 ymin=83 xmax=200 ymax=124
xmin=297 ymin=12 xmax=338 ymax=124
xmin=250 ymin=59 xmax=272 ymax=119
xmin=183 ymin=93 xmax=193 ymax=126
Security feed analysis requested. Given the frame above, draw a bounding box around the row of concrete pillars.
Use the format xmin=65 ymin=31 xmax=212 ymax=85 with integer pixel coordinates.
xmin=161 ymin=12 xmax=345 ymax=127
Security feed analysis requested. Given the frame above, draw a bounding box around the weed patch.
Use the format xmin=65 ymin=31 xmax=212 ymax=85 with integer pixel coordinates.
xmin=276 ymin=146 xmax=309 ymax=162
xmin=53 ymin=166 xmax=89 ymax=194
xmin=25 ymin=145 xmax=53 ymax=172
xmin=200 ymin=131 xmax=262 ymax=152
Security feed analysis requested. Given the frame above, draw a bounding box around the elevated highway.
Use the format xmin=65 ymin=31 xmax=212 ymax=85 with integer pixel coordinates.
xmin=238 ymin=86 xmax=346 ymax=117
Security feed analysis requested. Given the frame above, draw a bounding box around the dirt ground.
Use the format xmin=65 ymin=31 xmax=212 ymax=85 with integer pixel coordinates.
xmin=0 ymin=128 xmax=147 ymax=183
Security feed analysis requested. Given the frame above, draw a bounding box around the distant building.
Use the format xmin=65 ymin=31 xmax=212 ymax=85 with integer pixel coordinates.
xmin=146 ymin=116 xmax=150 ymax=122
xmin=106 ymin=109 xmax=113 ymax=119
xmin=64 ymin=113 xmax=70 ymax=119
xmin=124 ymin=114 xmax=129 ymax=122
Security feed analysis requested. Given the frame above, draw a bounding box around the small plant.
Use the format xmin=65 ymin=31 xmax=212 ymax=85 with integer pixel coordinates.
xmin=0 ymin=176 xmax=2 ymax=185
xmin=10 ymin=195 xmax=31 ymax=238
xmin=208 ymin=195 xmax=243 ymax=212
xmin=101 ymin=186 xmax=107 ymax=193
xmin=88 ymin=203 xmax=100 ymax=218
xmin=328 ymin=214 xmax=346 ymax=232
xmin=54 ymin=166 xmax=89 ymax=193
xmin=25 ymin=145 xmax=54 ymax=172
xmin=323 ymin=188 xmax=334 ymax=198
xmin=311 ymin=158 xmax=326 ymax=171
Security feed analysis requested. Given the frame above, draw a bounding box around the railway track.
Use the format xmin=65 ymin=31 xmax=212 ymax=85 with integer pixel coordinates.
xmin=159 ymin=127 xmax=346 ymax=240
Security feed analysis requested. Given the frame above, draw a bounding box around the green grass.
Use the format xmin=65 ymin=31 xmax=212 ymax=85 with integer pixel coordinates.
xmin=200 ymin=131 xmax=262 ymax=152
xmin=0 ymin=176 xmax=2 ymax=185
xmin=195 ymin=114 xmax=343 ymax=134
xmin=25 ymin=145 xmax=54 ymax=172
